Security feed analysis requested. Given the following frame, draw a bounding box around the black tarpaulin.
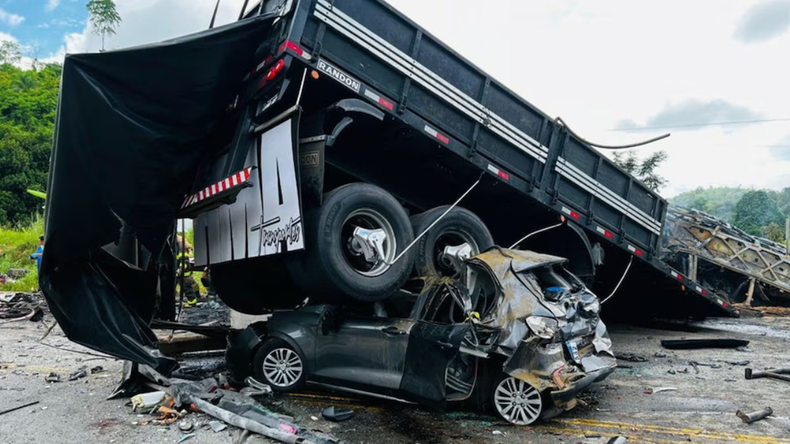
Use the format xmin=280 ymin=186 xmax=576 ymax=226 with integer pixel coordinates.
xmin=41 ymin=15 xmax=277 ymax=373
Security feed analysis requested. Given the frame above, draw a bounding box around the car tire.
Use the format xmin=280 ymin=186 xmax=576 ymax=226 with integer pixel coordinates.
xmin=252 ymin=338 xmax=306 ymax=393
xmin=287 ymin=183 xmax=415 ymax=303
xmin=211 ymin=257 xmax=306 ymax=314
xmin=410 ymin=206 xmax=494 ymax=277
xmin=489 ymin=372 xmax=543 ymax=426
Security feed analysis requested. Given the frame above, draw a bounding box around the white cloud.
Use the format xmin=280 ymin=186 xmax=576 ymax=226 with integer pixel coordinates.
xmin=46 ymin=0 xmax=62 ymax=13
xmin=0 ymin=8 xmax=24 ymax=26
xmin=0 ymin=31 xmax=17 ymax=43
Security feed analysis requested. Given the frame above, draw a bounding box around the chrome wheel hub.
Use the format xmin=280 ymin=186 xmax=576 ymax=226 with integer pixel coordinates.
xmin=342 ymin=209 xmax=397 ymax=277
xmin=262 ymin=348 xmax=303 ymax=388
xmin=494 ymin=377 xmax=542 ymax=425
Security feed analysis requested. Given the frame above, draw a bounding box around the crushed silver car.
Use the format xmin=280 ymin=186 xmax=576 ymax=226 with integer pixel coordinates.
xmin=227 ymin=248 xmax=616 ymax=425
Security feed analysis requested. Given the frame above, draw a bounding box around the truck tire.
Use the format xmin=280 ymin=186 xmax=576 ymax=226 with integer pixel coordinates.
xmin=411 ymin=206 xmax=494 ymax=277
xmin=287 ymin=183 xmax=415 ymax=302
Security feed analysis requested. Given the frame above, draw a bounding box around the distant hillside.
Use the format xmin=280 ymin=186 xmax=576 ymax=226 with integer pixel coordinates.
xmin=670 ymin=187 xmax=751 ymax=221
xmin=670 ymin=187 xmax=790 ymax=237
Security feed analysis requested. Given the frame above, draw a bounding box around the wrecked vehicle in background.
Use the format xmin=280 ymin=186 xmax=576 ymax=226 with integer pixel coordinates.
xmin=227 ymin=248 xmax=616 ymax=425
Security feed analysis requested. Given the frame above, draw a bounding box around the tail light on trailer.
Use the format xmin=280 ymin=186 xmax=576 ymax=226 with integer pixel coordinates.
xmin=258 ymin=58 xmax=287 ymax=89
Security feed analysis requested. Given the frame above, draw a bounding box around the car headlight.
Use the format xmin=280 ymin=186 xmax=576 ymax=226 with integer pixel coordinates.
xmin=583 ymin=299 xmax=601 ymax=315
xmin=526 ymin=316 xmax=562 ymax=339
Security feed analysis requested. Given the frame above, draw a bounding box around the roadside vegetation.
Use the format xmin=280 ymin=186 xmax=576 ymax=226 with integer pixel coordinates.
xmin=0 ymin=216 xmax=44 ymax=292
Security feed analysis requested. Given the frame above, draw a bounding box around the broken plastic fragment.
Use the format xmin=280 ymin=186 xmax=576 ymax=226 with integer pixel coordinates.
xmin=322 ymin=406 xmax=355 ymax=422
xmin=644 ymin=387 xmax=677 ymax=395
xmin=130 ymin=391 xmax=166 ymax=411
xmin=209 ymin=420 xmax=227 ymax=432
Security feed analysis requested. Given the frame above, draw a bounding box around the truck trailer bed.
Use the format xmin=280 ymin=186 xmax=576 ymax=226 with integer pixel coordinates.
xmin=267 ymin=0 xmax=737 ymax=315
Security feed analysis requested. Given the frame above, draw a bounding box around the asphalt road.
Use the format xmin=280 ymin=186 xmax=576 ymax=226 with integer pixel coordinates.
xmin=2 ymin=315 xmax=790 ymax=444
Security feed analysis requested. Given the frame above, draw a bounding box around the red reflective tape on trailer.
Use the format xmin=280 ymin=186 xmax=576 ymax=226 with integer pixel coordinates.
xmin=627 ymin=245 xmax=643 ymax=256
xmin=424 ymin=125 xmax=449 ymax=144
xmin=487 ymin=164 xmax=510 ymax=181
xmin=379 ymin=97 xmax=394 ymax=110
xmin=596 ymin=226 xmax=613 ymax=239
xmin=183 ymin=168 xmax=254 ymax=210
xmin=561 ymin=206 xmax=580 ymax=220
xmin=695 ymin=285 xmax=707 ymax=295
xmin=670 ymin=271 xmax=684 ymax=281
xmin=364 ymin=89 xmax=394 ymax=110
xmin=279 ymin=41 xmax=309 ymax=60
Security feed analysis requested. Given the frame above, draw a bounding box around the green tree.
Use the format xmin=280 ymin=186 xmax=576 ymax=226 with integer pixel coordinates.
xmin=0 ymin=41 xmax=21 ymax=66
xmin=764 ymin=222 xmax=785 ymax=243
xmin=689 ymin=195 xmax=710 ymax=213
xmin=86 ymin=0 xmax=121 ymax=52
xmin=0 ymin=62 xmax=61 ymax=225
xmin=612 ymin=149 xmax=668 ymax=192
xmin=732 ymin=190 xmax=785 ymax=237
xmin=670 ymin=186 xmax=750 ymax=222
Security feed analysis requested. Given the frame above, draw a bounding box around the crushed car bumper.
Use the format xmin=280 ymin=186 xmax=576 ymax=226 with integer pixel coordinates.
xmin=549 ymin=365 xmax=616 ymax=405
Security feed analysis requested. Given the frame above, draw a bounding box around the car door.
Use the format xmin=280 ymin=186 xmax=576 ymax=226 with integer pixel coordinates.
xmin=396 ymin=281 xmax=475 ymax=408
xmin=311 ymin=314 xmax=414 ymax=395
xmin=398 ymin=321 xmax=471 ymax=408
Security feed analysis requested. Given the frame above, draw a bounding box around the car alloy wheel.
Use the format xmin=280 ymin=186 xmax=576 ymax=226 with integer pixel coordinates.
xmin=494 ymin=376 xmax=542 ymax=425
xmin=262 ymin=348 xmax=303 ymax=388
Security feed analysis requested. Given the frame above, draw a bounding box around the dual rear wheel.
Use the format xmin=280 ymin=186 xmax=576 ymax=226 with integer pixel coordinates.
xmin=215 ymin=182 xmax=494 ymax=310
xmin=287 ymin=183 xmax=494 ymax=303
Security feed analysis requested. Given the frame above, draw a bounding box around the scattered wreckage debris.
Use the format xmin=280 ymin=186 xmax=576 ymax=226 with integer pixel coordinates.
xmin=322 ymin=406 xmax=354 ymax=422
xmin=45 ymin=372 xmax=61 ymax=383
xmin=660 ymin=338 xmax=749 ymax=350
xmin=644 ymin=387 xmax=678 ymax=395
xmin=157 ymin=332 xmax=227 ymax=355
xmin=734 ymin=304 xmax=790 ymax=317
xmin=0 ymin=400 xmax=40 ymax=416
xmin=615 ymin=352 xmax=648 ymax=363
xmin=116 ymin=362 xmax=342 ymax=444
xmin=208 ymin=420 xmax=228 ymax=432
xmin=0 ymin=293 xmax=46 ymax=323
xmin=68 ymin=366 xmax=88 ymax=381
xmin=736 ymin=407 xmax=774 ymax=424
xmin=745 ymin=368 xmax=790 ymax=383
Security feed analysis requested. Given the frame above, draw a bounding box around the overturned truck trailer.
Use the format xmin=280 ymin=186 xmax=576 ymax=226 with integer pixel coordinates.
xmin=663 ymin=206 xmax=790 ymax=307
xmin=42 ymin=0 xmax=736 ymax=372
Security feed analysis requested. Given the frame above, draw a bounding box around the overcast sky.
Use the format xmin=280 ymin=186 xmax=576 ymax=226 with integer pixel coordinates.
xmin=2 ymin=0 xmax=790 ymax=197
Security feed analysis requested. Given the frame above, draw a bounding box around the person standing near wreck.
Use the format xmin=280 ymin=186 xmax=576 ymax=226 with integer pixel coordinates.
xmin=29 ymin=236 xmax=44 ymax=275
xmin=29 ymin=236 xmax=44 ymax=292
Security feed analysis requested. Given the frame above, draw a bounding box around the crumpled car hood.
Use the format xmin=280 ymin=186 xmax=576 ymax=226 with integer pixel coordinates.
xmin=466 ymin=248 xmax=615 ymax=367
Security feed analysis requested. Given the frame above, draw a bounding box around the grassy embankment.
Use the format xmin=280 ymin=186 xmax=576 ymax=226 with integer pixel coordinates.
xmin=0 ymin=216 xmax=43 ymax=292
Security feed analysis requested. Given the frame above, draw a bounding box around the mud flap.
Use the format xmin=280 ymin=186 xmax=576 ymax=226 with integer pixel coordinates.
xmin=398 ymin=322 xmax=471 ymax=409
